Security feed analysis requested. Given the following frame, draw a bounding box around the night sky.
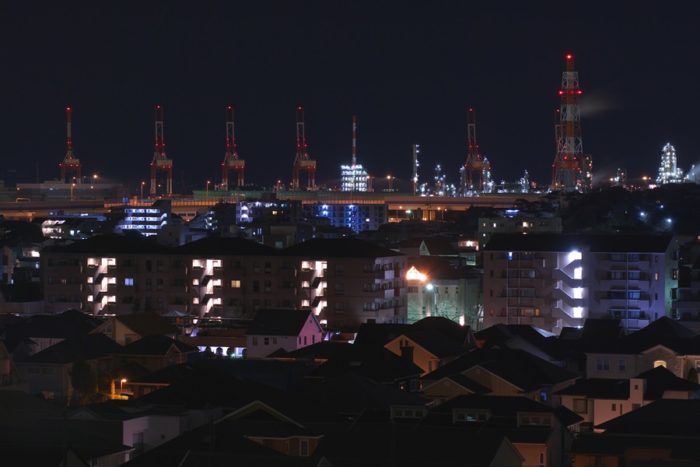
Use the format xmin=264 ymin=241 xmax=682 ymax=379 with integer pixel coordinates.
xmin=2 ymin=2 xmax=700 ymax=192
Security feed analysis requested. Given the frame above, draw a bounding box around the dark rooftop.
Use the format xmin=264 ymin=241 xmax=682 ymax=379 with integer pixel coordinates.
xmin=121 ymin=335 xmax=198 ymax=355
xmin=247 ymin=309 xmax=316 ymax=337
xmin=485 ymin=233 xmax=674 ymax=253
xmin=283 ymin=237 xmax=402 ymax=258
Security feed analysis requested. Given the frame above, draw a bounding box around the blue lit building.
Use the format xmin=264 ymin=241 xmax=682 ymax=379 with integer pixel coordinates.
xmin=114 ymin=200 xmax=170 ymax=237
xmin=306 ymin=203 xmax=387 ymax=232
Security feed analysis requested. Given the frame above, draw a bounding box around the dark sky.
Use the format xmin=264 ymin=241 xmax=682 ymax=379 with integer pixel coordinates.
xmin=2 ymin=2 xmax=700 ymax=192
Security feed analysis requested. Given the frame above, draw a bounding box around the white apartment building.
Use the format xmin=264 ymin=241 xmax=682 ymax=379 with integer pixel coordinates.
xmin=483 ymin=234 xmax=679 ymax=334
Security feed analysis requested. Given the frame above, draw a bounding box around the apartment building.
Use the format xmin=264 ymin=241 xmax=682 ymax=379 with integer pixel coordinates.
xmin=483 ymin=234 xmax=679 ymax=334
xmin=42 ymin=235 xmax=407 ymax=331
xmin=284 ymin=238 xmax=407 ymax=330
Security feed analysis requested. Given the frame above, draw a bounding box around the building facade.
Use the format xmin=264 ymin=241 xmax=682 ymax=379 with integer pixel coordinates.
xmin=483 ymin=234 xmax=679 ymax=334
xmin=42 ymin=236 xmax=407 ymax=331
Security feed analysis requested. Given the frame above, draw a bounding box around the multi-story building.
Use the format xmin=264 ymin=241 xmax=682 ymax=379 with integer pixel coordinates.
xmin=113 ymin=200 xmax=171 ymax=237
xmin=42 ymin=235 xmax=407 ymax=331
xmin=478 ymin=212 xmax=562 ymax=248
xmin=483 ymin=234 xmax=679 ymax=334
xmin=284 ymin=238 xmax=407 ymax=330
xmin=305 ymin=203 xmax=387 ymax=233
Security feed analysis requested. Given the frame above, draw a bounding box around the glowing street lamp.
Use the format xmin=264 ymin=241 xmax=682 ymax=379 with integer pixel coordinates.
xmin=140 ymin=181 xmax=146 ymax=201
xmin=120 ymin=378 xmax=127 ymax=394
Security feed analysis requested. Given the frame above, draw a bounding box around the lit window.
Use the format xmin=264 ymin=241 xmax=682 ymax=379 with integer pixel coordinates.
xmin=192 ymin=278 xmax=199 ymax=285
xmin=107 ymin=277 xmax=117 ymax=284
xmin=654 ymin=360 xmax=667 ymax=368
xmin=106 ymin=258 xmax=116 ymax=266
xmin=573 ymin=307 xmax=584 ymax=318
xmin=87 ymin=277 xmax=93 ymax=284
xmin=211 ymin=259 xmax=222 ymax=268
xmin=212 ymin=297 xmax=222 ymax=305
xmin=230 ymin=280 xmax=241 ymax=288
xmin=107 ymin=295 xmax=116 ymax=303
xmin=567 ymin=250 xmax=582 ymax=262
xmin=574 ymin=267 xmax=582 ymax=279
xmin=193 ymin=297 xmax=199 ymax=304
xmin=124 ymin=278 xmax=134 ymax=286
xmin=302 ymin=299 xmax=310 ymax=307
xmin=573 ymin=287 xmax=583 ymax=299
xmin=87 ymin=295 xmax=94 ymax=302
xmin=212 ymin=279 xmax=222 ymax=287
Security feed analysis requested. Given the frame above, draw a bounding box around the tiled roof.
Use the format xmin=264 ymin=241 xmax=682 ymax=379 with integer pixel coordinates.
xmin=247 ymin=309 xmax=315 ymax=337
xmin=26 ymin=333 xmax=122 ymax=364
xmin=122 ymin=335 xmax=198 ymax=355
xmin=116 ymin=312 xmax=177 ymax=338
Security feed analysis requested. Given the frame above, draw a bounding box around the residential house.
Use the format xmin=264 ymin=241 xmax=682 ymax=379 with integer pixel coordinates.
xmin=246 ymin=309 xmax=323 ymax=358
xmin=383 ymin=316 xmax=474 ymax=374
xmin=433 ymin=395 xmax=581 ymax=467
xmin=558 ymin=366 xmax=700 ymax=432
xmin=118 ymin=335 xmax=198 ymax=373
xmin=422 ymin=348 xmax=578 ymax=404
xmin=585 ymin=317 xmax=700 ymax=380
xmin=94 ymin=312 xmax=177 ymax=346
xmin=15 ymin=333 xmax=122 ymax=403
xmin=572 ymin=399 xmax=700 ymax=466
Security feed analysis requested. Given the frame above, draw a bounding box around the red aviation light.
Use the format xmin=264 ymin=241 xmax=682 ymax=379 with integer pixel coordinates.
xmin=576 ymin=90 xmax=583 ymax=95
xmin=558 ymin=90 xmax=564 ymax=96
xmin=565 ymin=53 xmax=573 ymax=60
xmin=66 ymin=106 xmax=72 ymax=112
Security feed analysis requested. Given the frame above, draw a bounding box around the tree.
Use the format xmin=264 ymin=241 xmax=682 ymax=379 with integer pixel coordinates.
xmin=70 ymin=359 xmax=97 ymax=405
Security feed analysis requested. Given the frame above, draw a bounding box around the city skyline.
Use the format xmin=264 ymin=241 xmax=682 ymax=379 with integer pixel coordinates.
xmin=2 ymin=3 xmax=700 ymax=190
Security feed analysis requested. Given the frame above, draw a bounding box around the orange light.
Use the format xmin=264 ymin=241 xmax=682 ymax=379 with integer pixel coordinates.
xmin=406 ymin=266 xmax=428 ymax=282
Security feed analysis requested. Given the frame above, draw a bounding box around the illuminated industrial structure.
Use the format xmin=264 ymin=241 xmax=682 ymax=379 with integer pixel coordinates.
xmin=656 ymin=143 xmax=684 ymax=185
xmin=340 ymin=116 xmax=369 ymax=192
xmin=149 ymin=105 xmax=173 ymax=196
xmin=221 ymin=105 xmax=245 ymax=190
xmin=291 ymin=106 xmax=316 ymax=191
xmin=552 ymin=53 xmax=591 ymax=192
xmin=59 ymin=106 xmax=81 ymax=183
xmin=412 ymin=144 xmax=420 ymax=195
xmin=462 ymin=107 xmax=491 ymax=192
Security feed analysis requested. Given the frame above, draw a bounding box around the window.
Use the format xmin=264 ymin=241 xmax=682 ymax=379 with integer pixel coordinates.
xmin=611 ymin=403 xmax=617 ymax=411
xmin=573 ymin=399 xmax=588 ymax=414
xmin=299 ymin=439 xmax=309 ymax=457
xmin=263 ymin=337 xmax=269 ymax=345
xmin=252 ymin=336 xmax=258 ymax=345
xmin=632 ymin=403 xmax=641 ymax=410
xmin=124 ymin=278 xmax=134 ymax=286
xmin=272 ymin=337 xmax=277 ymax=345
xmin=303 ymin=336 xmax=307 ymax=345
xmin=619 ymin=359 xmax=626 ymax=371
xmin=231 ymin=280 xmax=241 ymax=288
xmin=654 ymin=360 xmax=667 ymax=368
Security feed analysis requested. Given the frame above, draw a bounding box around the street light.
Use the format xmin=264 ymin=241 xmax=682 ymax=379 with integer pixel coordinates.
xmin=140 ymin=181 xmax=145 ymax=201
xmin=70 ymin=183 xmax=76 ymax=201
xmin=206 ymin=180 xmax=211 ymax=198
xmin=120 ymin=378 xmax=127 ymax=394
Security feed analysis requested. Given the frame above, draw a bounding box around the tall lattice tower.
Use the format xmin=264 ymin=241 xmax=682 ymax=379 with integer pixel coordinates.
xmin=221 ymin=105 xmax=245 ymax=190
xmin=59 ymin=106 xmax=81 ymax=183
xmin=552 ymin=53 xmax=591 ymax=192
xmin=291 ymin=106 xmax=316 ymax=190
xmin=463 ymin=107 xmax=487 ymax=191
xmin=150 ymin=105 xmax=173 ymax=196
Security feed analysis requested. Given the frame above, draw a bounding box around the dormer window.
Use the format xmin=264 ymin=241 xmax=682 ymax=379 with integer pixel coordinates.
xmin=453 ymin=409 xmax=490 ymax=423
xmin=518 ymin=413 xmax=552 ymax=427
